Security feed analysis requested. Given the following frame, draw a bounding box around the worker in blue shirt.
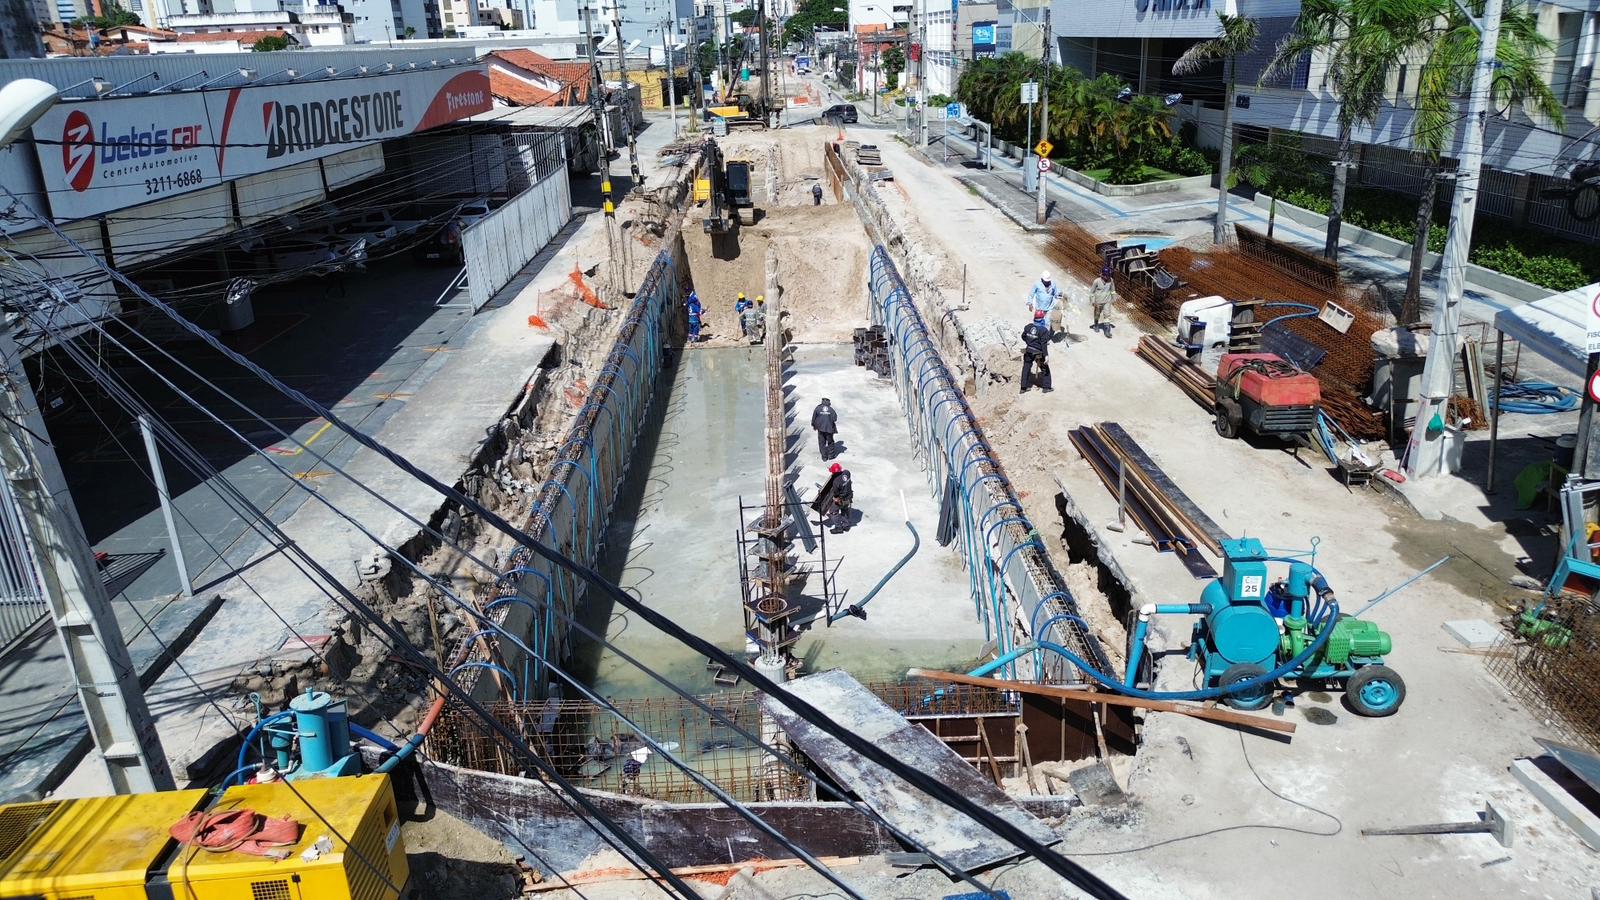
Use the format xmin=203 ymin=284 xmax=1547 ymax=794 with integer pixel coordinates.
xmin=1027 ymin=271 xmax=1063 ymax=337
xmin=734 ymin=291 xmax=751 ymax=335
xmin=687 ymin=291 xmax=704 ymax=342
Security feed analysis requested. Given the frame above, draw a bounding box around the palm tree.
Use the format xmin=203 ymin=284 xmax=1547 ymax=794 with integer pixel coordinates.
xmin=1232 ymin=132 xmax=1327 ymax=238
xmin=1397 ymin=0 xmax=1561 ymax=320
xmin=1173 ymin=13 xmax=1261 ymax=245
xmin=1264 ymin=0 xmax=1439 ymax=263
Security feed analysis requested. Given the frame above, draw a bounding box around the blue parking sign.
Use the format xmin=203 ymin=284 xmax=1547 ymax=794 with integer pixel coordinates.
xmin=946 ymin=102 xmax=961 ymax=118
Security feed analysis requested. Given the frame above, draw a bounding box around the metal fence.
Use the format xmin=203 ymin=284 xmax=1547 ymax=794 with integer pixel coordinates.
xmin=0 ymin=478 xmax=47 ymax=658
xmin=461 ymin=133 xmax=574 ymax=312
xmin=866 ymin=246 xmax=1112 ymax=685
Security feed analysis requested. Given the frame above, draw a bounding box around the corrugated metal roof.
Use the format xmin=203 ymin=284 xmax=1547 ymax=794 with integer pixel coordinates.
xmin=0 ymin=48 xmax=480 ymax=96
xmin=467 ymin=105 xmax=593 ymax=127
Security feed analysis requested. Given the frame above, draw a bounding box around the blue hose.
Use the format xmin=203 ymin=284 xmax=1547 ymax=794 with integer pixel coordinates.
xmin=227 ymin=711 xmax=295 ymax=787
xmin=829 ymin=521 xmax=920 ymax=623
xmin=350 ymin=723 xmax=400 ymax=753
xmin=1491 ymin=381 xmax=1578 ymax=415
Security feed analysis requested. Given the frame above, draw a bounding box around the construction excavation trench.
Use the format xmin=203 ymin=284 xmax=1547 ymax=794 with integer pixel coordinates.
xmin=420 ymin=135 xmax=1131 ymax=869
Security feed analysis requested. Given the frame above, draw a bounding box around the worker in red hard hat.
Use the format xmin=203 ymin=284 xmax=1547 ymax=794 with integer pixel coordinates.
xmin=1021 ymin=310 xmax=1053 ymax=393
xmin=811 ymin=462 xmax=855 ymax=534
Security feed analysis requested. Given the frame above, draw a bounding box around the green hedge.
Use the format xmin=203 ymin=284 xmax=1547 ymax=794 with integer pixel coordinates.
xmin=1276 ymin=186 xmax=1600 ymax=292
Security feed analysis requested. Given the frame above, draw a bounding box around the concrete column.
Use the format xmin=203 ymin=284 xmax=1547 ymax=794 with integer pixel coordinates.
xmin=755 ymin=652 xmax=790 ymax=799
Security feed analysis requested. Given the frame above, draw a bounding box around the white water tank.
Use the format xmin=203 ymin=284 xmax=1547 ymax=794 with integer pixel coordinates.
xmin=1176 ymin=295 xmax=1233 ymax=375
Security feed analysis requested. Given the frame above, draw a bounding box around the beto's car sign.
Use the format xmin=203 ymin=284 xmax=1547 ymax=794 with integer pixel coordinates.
xmin=33 ymin=68 xmax=490 ymax=220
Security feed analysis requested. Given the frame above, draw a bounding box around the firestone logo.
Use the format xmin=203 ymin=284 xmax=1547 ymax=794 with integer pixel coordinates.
xmin=61 ymin=110 xmax=95 ymax=193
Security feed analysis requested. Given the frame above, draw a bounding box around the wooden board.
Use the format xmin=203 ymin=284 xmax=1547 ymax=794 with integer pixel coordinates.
xmin=760 ymin=669 xmax=1059 ymax=873
xmin=1100 ymin=422 xmax=1229 ymax=553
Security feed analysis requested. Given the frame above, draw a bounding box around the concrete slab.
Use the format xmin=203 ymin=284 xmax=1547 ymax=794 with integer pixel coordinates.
xmin=1511 ymin=756 xmax=1600 ymax=850
xmin=1444 ymin=619 xmax=1503 ymax=649
xmin=0 ymin=590 xmax=220 ymax=800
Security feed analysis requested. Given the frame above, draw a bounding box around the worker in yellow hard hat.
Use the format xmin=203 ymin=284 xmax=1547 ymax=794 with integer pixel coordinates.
xmin=734 ymin=291 xmax=751 ymax=336
xmin=743 ymin=294 xmax=766 ymax=343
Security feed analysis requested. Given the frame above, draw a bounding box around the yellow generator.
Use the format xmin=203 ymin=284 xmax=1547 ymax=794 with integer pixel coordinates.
xmin=0 ymin=774 xmax=407 ymax=900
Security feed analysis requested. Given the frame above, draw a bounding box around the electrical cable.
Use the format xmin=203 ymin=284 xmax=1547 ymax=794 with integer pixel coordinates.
xmin=7 ymin=208 xmax=1130 ymax=899
xmin=1066 ymin=730 xmax=1343 ymax=856
xmin=16 ymin=282 xmax=982 ymax=900
xmin=18 ymin=316 xmax=695 ymax=900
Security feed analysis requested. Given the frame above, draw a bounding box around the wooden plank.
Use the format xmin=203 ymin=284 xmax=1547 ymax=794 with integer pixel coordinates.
xmin=908 ymin=669 xmax=1297 ymax=735
xmin=760 ymin=669 xmax=1059 ymax=873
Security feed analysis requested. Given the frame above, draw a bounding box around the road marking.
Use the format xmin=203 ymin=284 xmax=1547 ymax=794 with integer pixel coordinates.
xmin=266 ymin=419 xmax=332 ymax=456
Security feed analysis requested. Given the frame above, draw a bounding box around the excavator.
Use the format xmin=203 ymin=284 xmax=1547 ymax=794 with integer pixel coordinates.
xmin=698 ymin=139 xmax=755 ymax=234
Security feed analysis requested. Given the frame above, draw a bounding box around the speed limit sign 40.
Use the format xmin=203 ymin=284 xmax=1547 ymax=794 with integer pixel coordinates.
xmin=1037 ymin=157 xmax=1051 ymax=172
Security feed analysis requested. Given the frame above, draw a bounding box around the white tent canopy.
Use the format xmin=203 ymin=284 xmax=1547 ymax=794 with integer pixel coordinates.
xmin=1492 ymin=281 xmax=1595 ymax=380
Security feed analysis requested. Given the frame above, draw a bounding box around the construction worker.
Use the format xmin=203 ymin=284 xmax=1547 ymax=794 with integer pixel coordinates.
xmin=1027 ymin=271 xmax=1063 ymax=338
xmin=1021 ymin=310 xmax=1052 ymax=393
xmin=734 ymin=291 xmax=751 ymax=336
xmin=743 ymin=294 xmax=766 ymax=343
xmin=812 ymin=182 xmax=824 ymax=205
xmin=811 ymin=397 xmax=839 ymax=460
xmin=812 ymin=462 xmax=854 ymax=534
xmin=1090 ymin=265 xmax=1117 ymax=334
xmin=687 ymin=291 xmax=704 ymax=343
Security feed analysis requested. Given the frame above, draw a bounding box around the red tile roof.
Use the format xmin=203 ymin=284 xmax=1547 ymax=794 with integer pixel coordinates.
xmin=172 ymin=29 xmax=298 ymax=44
xmin=487 ymin=49 xmax=591 ymax=104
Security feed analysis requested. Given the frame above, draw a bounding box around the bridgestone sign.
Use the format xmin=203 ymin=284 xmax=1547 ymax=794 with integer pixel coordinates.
xmin=32 ymin=67 xmax=491 ymax=220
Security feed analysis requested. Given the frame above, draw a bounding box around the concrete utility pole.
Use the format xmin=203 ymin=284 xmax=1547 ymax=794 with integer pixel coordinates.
xmin=1035 ymin=3 xmax=1050 ymax=225
xmin=583 ymin=3 xmax=612 ymax=154
xmin=1404 ymin=0 xmax=1502 ymax=478
xmin=0 ymin=331 xmax=174 ymax=794
xmin=612 ymin=0 xmax=644 ymax=189
xmin=663 ymin=16 xmax=679 ymax=136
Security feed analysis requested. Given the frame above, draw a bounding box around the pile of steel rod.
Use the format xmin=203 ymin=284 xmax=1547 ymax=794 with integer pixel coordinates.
xmin=1134 ymin=336 xmax=1215 ymax=409
xmin=1067 ymin=422 xmax=1226 ymax=580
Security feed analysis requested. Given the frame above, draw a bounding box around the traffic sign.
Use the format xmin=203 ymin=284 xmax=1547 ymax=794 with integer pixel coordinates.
xmin=1589 ymin=369 xmax=1600 ymax=405
xmin=1038 ymin=156 xmax=1051 ymax=172
xmin=1034 ymin=139 xmax=1053 ymax=158
xmin=1021 ymin=81 xmax=1039 ymax=104
xmin=946 ymin=102 xmax=962 ymax=118
xmin=1588 ymin=287 xmax=1600 ymax=354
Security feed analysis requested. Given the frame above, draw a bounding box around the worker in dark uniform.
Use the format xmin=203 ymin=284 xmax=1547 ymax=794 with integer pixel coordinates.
xmin=1021 ymin=310 xmax=1052 ymax=393
xmin=811 ymin=397 xmax=839 ymax=460
xmin=812 ymin=182 xmax=824 ymax=205
xmin=812 ymin=462 xmax=854 ymax=533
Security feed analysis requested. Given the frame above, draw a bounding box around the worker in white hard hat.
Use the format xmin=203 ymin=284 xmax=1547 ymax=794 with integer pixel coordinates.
xmin=1026 ymin=271 xmax=1063 ymax=338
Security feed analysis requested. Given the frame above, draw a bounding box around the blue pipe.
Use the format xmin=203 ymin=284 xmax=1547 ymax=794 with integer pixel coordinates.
xmin=350 ymin=723 xmax=400 ymax=752
xmin=829 ymin=521 xmax=920 ymax=623
xmin=1124 ymin=618 xmax=1149 ymax=688
xmin=228 ymin=711 xmax=295 ymax=787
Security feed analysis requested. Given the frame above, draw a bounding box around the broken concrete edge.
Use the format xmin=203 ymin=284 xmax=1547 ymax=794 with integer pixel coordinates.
xmin=379 ymin=750 xmax=1078 ymax=875
xmin=1511 ymin=756 xmax=1600 ymax=851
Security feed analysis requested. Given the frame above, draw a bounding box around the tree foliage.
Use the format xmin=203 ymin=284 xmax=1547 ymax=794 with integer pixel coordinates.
xmin=730 ymin=8 xmax=757 ymax=27
xmin=72 ymin=1 xmax=141 ymax=30
xmin=956 ymin=53 xmax=1189 ymax=183
xmin=783 ymin=0 xmax=846 ymax=45
xmin=252 ymin=34 xmax=292 ymax=51
xmin=881 ymin=46 xmax=904 ymax=91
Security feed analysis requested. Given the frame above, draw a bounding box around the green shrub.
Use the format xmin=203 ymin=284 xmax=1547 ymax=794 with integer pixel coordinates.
xmin=1271 ymin=185 xmax=1600 ymax=291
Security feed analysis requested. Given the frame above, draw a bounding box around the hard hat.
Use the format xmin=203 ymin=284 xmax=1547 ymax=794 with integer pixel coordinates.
xmin=829 ymin=463 xmax=843 ymax=474
xmin=756 ymin=294 xmax=765 ymax=303
xmin=1041 ymin=271 xmax=1052 ymax=282
xmin=738 ymin=291 xmax=746 ymax=299
xmin=1034 ymin=310 xmax=1046 ymax=320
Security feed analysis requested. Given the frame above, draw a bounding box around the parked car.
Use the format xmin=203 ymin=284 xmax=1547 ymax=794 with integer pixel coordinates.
xmin=822 ymin=103 xmax=858 ymax=124
xmin=412 ymin=220 xmax=465 ymax=265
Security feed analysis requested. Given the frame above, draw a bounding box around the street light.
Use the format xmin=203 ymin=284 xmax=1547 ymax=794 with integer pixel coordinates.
xmin=0 ymin=79 xmax=58 ymax=152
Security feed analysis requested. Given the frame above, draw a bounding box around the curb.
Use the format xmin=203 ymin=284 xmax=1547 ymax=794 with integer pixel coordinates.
xmin=958 ymin=177 xmax=1053 ymax=234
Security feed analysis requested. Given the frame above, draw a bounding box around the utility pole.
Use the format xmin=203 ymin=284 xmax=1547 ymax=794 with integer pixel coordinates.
xmin=915 ymin=0 xmax=926 ymax=145
xmin=612 ymin=0 xmax=644 ymax=190
xmin=0 ymin=330 xmax=174 ymax=794
xmin=1404 ymin=0 xmax=1502 ymax=478
xmin=663 ymin=16 xmax=679 ymax=136
xmin=1035 ymin=3 xmax=1050 ymax=225
xmin=757 ymin=0 xmax=771 ymax=126
xmin=583 ymin=4 xmax=616 ymax=203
